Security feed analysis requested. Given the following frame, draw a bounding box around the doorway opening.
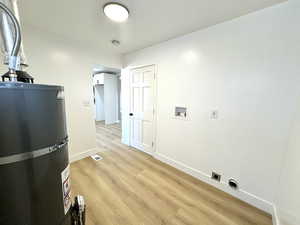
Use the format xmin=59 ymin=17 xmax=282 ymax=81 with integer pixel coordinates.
xmin=92 ymin=66 xmax=122 ymax=149
xmin=92 ymin=64 xmax=157 ymax=155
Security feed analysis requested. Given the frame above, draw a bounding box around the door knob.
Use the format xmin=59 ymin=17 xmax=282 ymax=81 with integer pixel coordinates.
xmin=129 ymin=113 xmax=133 ymax=116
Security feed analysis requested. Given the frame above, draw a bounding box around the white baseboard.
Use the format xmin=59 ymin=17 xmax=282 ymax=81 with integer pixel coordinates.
xmin=154 ymin=152 xmax=274 ymax=214
xmin=272 ymin=205 xmax=280 ymax=225
xmin=70 ymin=147 xmax=104 ymax=163
xmin=122 ymin=138 xmax=129 ymax=146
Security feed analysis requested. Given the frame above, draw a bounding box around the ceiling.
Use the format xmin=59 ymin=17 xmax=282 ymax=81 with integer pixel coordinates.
xmin=19 ymin=0 xmax=285 ymax=54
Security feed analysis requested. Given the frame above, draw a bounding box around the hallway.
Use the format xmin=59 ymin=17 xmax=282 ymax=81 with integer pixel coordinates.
xmin=95 ymin=121 xmax=122 ymax=151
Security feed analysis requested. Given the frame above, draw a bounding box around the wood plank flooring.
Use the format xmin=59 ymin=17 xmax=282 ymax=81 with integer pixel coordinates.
xmin=70 ymin=122 xmax=272 ymax=225
xmin=95 ymin=121 xmax=122 ymax=150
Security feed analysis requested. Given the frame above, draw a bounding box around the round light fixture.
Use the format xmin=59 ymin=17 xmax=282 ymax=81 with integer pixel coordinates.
xmin=103 ymin=2 xmax=129 ymax=22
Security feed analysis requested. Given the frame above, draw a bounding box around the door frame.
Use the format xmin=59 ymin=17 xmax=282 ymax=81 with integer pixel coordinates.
xmin=128 ymin=64 xmax=158 ymax=155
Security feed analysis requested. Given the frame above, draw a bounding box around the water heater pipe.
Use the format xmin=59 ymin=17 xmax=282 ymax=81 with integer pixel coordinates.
xmin=0 ymin=1 xmax=21 ymax=80
xmin=9 ymin=0 xmax=27 ymax=66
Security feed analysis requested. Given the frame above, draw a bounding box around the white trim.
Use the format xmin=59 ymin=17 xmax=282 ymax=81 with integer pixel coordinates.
xmin=137 ymin=147 xmax=154 ymax=156
xmin=272 ymin=205 xmax=280 ymax=225
xmin=154 ymin=152 xmax=274 ymax=214
xmin=128 ymin=68 xmax=133 ymax=148
xmin=127 ymin=64 xmax=156 ymax=70
xmin=122 ymin=138 xmax=129 ymax=146
xmin=153 ymin=64 xmax=158 ymax=154
xmin=70 ymin=147 xmax=104 ymax=163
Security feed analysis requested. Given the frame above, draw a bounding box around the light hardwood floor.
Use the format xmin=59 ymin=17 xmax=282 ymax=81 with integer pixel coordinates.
xmin=71 ymin=122 xmax=272 ymax=225
xmin=95 ymin=121 xmax=122 ymax=150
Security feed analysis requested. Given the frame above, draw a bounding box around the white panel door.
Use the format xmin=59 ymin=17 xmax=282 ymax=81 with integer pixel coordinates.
xmin=129 ymin=65 xmax=156 ymax=154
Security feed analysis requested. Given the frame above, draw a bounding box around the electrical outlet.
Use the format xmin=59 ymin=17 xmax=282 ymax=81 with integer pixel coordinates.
xmin=211 ymin=172 xmax=221 ymax=182
xmin=229 ymin=179 xmax=239 ymax=190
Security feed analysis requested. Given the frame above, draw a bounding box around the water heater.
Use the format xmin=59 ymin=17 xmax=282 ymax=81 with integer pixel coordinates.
xmin=0 ymin=1 xmax=85 ymax=225
xmin=0 ymin=82 xmax=72 ymax=225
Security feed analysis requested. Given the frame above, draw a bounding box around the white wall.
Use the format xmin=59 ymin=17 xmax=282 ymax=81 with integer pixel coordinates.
xmin=0 ymin=25 xmax=122 ymax=161
xmin=275 ymin=102 xmax=300 ymax=225
xmin=95 ymin=84 xmax=105 ymax=121
xmin=93 ymin=74 xmax=104 ymax=85
xmin=123 ymin=0 xmax=300 ymax=215
xmin=104 ymin=73 xmax=119 ymax=124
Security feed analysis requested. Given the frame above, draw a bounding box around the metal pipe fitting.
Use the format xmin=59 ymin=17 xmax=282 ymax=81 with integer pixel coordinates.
xmin=0 ymin=1 xmax=21 ymax=78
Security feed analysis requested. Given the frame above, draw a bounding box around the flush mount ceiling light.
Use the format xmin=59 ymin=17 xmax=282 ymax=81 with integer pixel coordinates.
xmin=103 ymin=2 xmax=129 ymax=22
